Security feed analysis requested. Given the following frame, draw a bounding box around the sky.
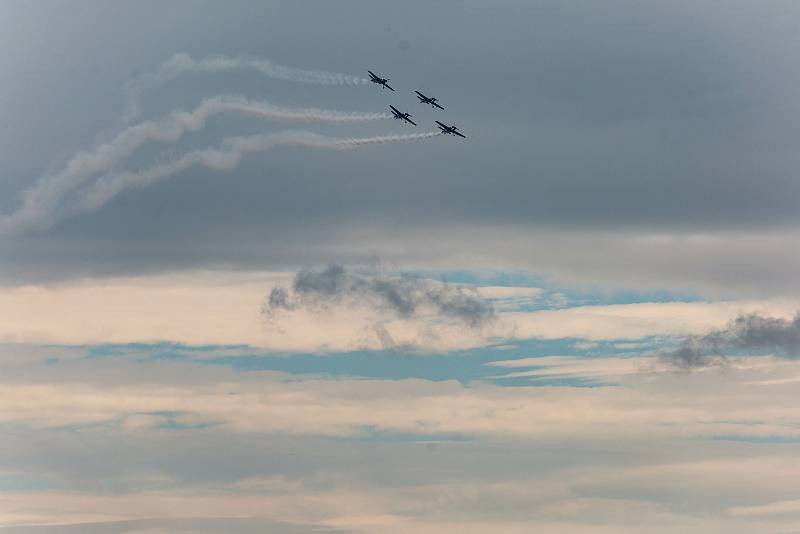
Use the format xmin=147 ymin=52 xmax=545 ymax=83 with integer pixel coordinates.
xmin=1 ymin=1 xmax=800 ymax=532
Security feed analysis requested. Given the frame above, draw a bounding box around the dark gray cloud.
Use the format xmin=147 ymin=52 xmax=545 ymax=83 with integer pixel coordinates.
xmin=662 ymin=312 xmax=800 ymax=369
xmin=1 ymin=0 xmax=799 ymax=293
xmin=263 ymin=264 xmax=495 ymax=329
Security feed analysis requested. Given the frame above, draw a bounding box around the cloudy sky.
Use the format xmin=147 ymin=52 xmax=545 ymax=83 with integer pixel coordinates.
xmin=2 ymin=1 xmax=800 ymax=532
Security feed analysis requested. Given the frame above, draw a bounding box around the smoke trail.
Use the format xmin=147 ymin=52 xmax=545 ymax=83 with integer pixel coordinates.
xmin=335 ymin=131 xmax=442 ymax=148
xmin=0 ymin=97 xmax=390 ymax=235
xmin=161 ymin=53 xmax=369 ymax=85
xmin=204 ymin=95 xmax=389 ymax=123
xmin=77 ymin=130 xmax=441 ymax=217
xmin=125 ymin=53 xmax=368 ymax=121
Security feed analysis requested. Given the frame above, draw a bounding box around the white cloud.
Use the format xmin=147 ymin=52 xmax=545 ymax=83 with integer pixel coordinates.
xmin=728 ymin=498 xmax=800 ymax=517
xmin=3 ymin=354 xmax=800 ymax=442
xmin=509 ymin=299 xmax=800 ymax=341
xmin=3 ymin=351 xmax=800 ymax=532
xmin=1 ymin=270 xmax=797 ymax=352
xmin=486 ymin=355 xmax=653 ymax=381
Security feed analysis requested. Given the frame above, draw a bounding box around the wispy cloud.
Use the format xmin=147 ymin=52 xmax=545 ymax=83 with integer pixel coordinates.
xmin=486 ymin=355 xmax=652 ymax=383
xmin=264 ymin=264 xmax=495 ymax=328
xmin=263 ymin=264 xmax=497 ymax=349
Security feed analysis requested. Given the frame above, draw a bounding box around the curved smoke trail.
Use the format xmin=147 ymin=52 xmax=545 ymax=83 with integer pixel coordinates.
xmin=80 ymin=130 xmax=441 ymax=215
xmin=0 ymin=97 xmax=390 ymax=234
xmin=125 ymin=53 xmax=368 ymax=121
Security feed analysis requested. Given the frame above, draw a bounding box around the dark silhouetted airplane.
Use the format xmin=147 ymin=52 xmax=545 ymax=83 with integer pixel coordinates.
xmin=389 ymin=105 xmax=417 ymax=126
xmin=436 ymin=121 xmax=466 ymax=138
xmin=415 ymin=91 xmax=444 ymax=110
xmin=368 ymin=70 xmax=394 ymax=91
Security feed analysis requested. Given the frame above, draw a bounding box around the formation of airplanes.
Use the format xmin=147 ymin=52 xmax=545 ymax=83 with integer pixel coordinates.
xmin=369 ymin=69 xmax=466 ymax=139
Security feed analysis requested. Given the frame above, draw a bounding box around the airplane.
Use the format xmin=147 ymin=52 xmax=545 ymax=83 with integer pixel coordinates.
xmin=389 ymin=105 xmax=416 ymax=126
xmin=436 ymin=121 xmax=466 ymax=138
xmin=415 ymin=91 xmax=445 ymax=110
xmin=368 ymin=70 xmax=394 ymax=91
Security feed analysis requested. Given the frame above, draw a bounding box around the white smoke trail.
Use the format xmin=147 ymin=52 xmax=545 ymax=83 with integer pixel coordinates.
xmin=0 ymin=97 xmax=389 ymax=234
xmin=125 ymin=53 xmax=368 ymax=122
xmin=160 ymin=53 xmax=368 ymax=85
xmin=204 ymin=95 xmax=389 ymax=123
xmin=80 ymin=130 xmax=441 ymax=214
xmin=335 ymin=131 xmax=442 ymax=148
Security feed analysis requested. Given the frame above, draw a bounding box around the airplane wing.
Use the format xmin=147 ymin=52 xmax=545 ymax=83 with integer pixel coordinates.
xmin=435 ymin=121 xmax=447 ymax=128
xmin=368 ymin=70 xmax=377 ymax=79
xmin=406 ymin=117 xmax=417 ymax=126
xmin=415 ymin=91 xmax=426 ymax=98
xmin=385 ymin=83 xmax=395 ymax=91
xmin=454 ymin=131 xmax=466 ymax=138
xmin=389 ymin=105 xmax=400 ymax=114
xmin=433 ymin=102 xmax=445 ymax=110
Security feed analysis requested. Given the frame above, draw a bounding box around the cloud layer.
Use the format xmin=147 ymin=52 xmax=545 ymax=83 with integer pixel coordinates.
xmin=4 ymin=344 xmax=800 ymax=532
xmin=2 ymin=269 xmax=797 ymax=351
xmin=2 ymin=1 xmax=800 ymax=297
